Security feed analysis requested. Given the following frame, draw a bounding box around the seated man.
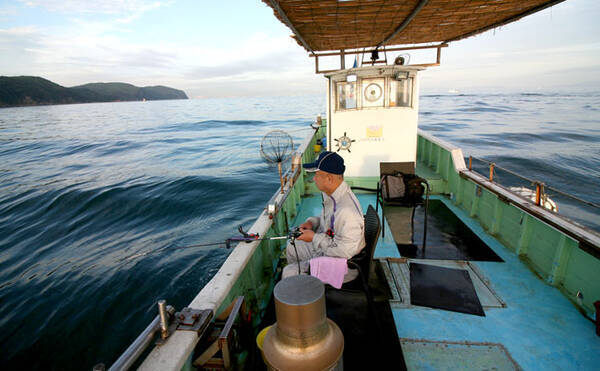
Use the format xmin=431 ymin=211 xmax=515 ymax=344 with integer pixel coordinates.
xmin=282 ymin=151 xmax=366 ymax=283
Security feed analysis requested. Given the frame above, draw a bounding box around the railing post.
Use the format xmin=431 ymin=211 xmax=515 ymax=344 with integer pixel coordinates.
xmin=468 ymin=156 xmax=472 ymax=171
xmin=534 ymin=182 xmax=545 ymax=207
xmin=489 ymin=163 xmax=495 ymax=182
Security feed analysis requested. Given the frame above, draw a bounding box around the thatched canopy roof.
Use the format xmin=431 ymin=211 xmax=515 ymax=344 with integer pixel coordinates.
xmin=262 ymin=0 xmax=565 ymax=54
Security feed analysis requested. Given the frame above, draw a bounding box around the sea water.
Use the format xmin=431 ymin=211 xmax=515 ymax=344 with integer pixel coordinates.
xmin=0 ymin=93 xmax=598 ymax=369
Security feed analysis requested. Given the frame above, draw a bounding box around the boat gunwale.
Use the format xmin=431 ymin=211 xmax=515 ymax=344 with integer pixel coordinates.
xmin=139 ymin=126 xmax=321 ymax=370
xmin=418 ymin=129 xmax=600 ymax=257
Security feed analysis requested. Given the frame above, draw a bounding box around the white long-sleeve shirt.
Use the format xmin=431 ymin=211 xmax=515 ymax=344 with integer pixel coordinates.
xmin=306 ymin=181 xmax=366 ymax=259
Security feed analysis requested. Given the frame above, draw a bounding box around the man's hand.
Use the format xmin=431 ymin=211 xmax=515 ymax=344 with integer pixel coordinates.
xmin=299 ymin=220 xmax=313 ymax=230
xmin=297 ymin=228 xmax=314 ymax=242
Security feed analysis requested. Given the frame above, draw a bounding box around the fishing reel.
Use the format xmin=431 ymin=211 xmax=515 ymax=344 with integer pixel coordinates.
xmin=289 ymin=227 xmax=303 ymax=239
xmin=224 ymin=225 xmax=302 ymax=250
xmin=225 ymin=226 xmax=260 ymax=249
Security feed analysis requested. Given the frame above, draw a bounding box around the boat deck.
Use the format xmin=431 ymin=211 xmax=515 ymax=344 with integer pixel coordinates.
xmin=292 ymin=192 xmax=600 ymax=370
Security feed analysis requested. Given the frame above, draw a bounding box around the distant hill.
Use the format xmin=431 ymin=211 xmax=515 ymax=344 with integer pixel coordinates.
xmin=0 ymin=76 xmax=188 ymax=108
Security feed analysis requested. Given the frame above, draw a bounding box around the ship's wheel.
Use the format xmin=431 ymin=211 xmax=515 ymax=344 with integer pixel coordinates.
xmin=334 ymin=132 xmax=355 ymax=152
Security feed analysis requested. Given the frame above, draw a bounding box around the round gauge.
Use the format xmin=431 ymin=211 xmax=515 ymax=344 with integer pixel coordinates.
xmin=364 ymin=83 xmax=382 ymax=102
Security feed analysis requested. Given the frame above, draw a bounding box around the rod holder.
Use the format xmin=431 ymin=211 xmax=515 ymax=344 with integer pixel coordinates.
xmin=278 ymin=162 xmax=284 ymax=194
xmin=489 ymin=163 xmax=495 ymax=182
xmin=291 ymin=152 xmax=302 ymax=171
xmin=535 ymin=182 xmax=543 ymax=206
xmin=158 ymin=300 xmax=169 ymax=339
xmin=468 ymin=156 xmax=472 ymax=171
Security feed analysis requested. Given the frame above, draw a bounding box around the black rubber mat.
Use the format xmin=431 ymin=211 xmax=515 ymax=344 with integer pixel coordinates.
xmin=410 ymin=263 xmax=485 ymax=316
xmin=395 ymin=201 xmax=503 ymax=262
xmin=325 ymin=262 xmax=407 ymax=370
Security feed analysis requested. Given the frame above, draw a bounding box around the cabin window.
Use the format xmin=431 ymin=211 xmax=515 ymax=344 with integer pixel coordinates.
xmin=390 ymin=78 xmax=413 ymax=107
xmin=336 ymin=82 xmax=356 ymax=110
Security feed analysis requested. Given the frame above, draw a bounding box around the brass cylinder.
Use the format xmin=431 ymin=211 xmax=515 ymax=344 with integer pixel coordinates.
xmin=263 ymin=275 xmax=344 ymax=370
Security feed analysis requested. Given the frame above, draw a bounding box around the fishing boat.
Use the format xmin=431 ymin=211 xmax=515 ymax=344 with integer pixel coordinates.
xmin=109 ymin=1 xmax=600 ymax=370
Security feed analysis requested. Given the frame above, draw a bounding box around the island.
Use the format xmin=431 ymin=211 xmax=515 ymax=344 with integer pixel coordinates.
xmin=0 ymin=76 xmax=188 ymax=108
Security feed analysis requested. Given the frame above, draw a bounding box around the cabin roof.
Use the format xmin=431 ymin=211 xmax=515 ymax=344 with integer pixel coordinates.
xmin=262 ymin=0 xmax=565 ymax=53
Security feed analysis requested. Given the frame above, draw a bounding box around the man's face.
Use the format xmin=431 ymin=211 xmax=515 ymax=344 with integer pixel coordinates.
xmin=313 ymin=170 xmax=328 ymax=192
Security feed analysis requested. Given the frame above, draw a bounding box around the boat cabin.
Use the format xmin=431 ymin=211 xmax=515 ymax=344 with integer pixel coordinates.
xmin=326 ymin=65 xmax=424 ymax=176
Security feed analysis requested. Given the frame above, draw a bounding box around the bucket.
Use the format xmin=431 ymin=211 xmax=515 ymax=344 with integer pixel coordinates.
xmin=256 ymin=325 xmax=272 ymax=363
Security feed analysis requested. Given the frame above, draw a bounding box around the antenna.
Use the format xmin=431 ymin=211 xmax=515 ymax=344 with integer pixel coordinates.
xmin=260 ymin=130 xmax=294 ymax=193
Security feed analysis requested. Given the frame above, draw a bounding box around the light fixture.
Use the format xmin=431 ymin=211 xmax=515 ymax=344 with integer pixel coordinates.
xmin=395 ymin=71 xmax=409 ymax=81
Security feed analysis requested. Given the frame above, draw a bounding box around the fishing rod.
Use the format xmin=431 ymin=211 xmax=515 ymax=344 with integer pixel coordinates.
xmin=121 ymin=225 xmax=304 ymax=270
xmin=232 ymin=225 xmax=303 ymax=274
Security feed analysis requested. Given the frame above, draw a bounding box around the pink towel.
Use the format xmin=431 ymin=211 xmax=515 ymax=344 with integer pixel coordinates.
xmin=310 ymin=257 xmax=348 ymax=289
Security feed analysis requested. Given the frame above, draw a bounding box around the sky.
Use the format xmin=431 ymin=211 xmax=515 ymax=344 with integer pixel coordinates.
xmin=0 ymin=0 xmax=599 ymax=98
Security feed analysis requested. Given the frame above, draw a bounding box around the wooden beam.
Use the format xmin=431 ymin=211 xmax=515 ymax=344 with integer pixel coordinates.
xmin=377 ymin=0 xmax=430 ymax=48
xmin=444 ymin=0 xmax=567 ymax=44
xmin=266 ymin=0 xmax=315 ymax=54
xmin=310 ymin=44 xmax=447 ymax=58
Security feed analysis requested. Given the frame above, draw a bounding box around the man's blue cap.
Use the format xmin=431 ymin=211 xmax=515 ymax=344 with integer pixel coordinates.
xmin=303 ymin=151 xmax=345 ymax=174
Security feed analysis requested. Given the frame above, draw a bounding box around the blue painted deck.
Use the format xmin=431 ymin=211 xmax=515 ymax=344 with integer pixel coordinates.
xmin=292 ymin=192 xmax=600 ymax=370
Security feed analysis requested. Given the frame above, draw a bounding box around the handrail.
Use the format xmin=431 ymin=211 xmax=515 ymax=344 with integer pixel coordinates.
xmin=110 ymin=316 xmax=161 ymax=371
xmin=108 ymin=303 xmax=176 ymax=371
xmin=468 ymin=156 xmax=600 ymax=209
xmin=418 ymin=129 xmax=600 ymax=256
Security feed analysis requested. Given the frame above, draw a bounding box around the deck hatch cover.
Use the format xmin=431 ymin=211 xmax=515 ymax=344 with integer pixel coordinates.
xmin=380 ymin=258 xmax=505 ymax=309
xmin=410 ymin=262 xmax=485 ymax=316
xmin=400 ymin=339 xmax=521 ymax=371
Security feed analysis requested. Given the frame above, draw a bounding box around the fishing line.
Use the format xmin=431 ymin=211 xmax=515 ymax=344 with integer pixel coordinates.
xmin=120 ymin=226 xmax=301 ymax=263
xmin=289 ymin=238 xmax=301 ymax=275
xmin=120 ymin=241 xmax=228 ymax=262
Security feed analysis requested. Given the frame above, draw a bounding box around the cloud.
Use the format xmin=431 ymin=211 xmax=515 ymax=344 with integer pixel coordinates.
xmin=0 ymin=5 xmax=18 ymax=17
xmin=0 ymin=19 xmax=320 ymax=98
xmin=19 ymin=0 xmax=172 ymax=25
xmin=186 ymin=52 xmax=298 ymax=80
xmin=0 ymin=27 xmax=42 ymax=58
xmin=0 ymin=27 xmax=46 ymax=74
xmin=0 ymin=26 xmax=38 ymax=37
xmin=0 ymin=24 xmax=175 ymax=84
xmin=19 ymin=0 xmax=169 ymax=16
xmin=182 ymin=33 xmax=311 ymax=80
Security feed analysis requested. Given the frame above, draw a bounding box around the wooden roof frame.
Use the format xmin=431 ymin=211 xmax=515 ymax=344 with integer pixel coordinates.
xmin=263 ymin=0 xmax=567 ymax=58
